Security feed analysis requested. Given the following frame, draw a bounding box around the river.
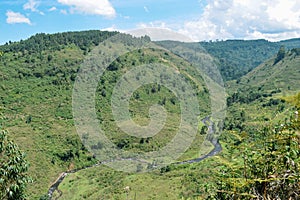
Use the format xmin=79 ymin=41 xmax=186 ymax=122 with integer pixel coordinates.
xmin=48 ymin=117 xmax=222 ymax=199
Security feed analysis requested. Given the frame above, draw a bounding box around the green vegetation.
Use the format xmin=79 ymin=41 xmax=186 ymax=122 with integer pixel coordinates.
xmin=285 ymin=92 xmax=300 ymax=109
xmin=0 ymin=30 xmax=299 ymax=199
xmin=56 ymin=165 xmax=184 ymax=200
xmin=56 ymin=110 xmax=299 ymax=199
xmin=0 ymin=30 xmax=116 ymax=54
xmin=199 ymin=39 xmax=279 ymax=81
xmin=229 ymin=47 xmax=300 ymax=93
xmin=0 ymin=120 xmax=32 ymax=200
xmin=198 ymin=39 xmax=300 ymax=81
xmin=215 ymin=116 xmax=299 ymax=199
xmin=56 ymin=38 xmax=300 ymax=199
xmin=95 ymin=47 xmax=210 ymax=155
xmin=0 ymin=30 xmax=212 ymax=198
xmin=274 ymin=45 xmax=286 ymax=65
xmin=0 ymin=31 xmax=117 ymax=198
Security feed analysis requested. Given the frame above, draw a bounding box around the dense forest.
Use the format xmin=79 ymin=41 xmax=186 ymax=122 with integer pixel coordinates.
xmin=0 ymin=30 xmax=299 ymax=199
xmin=199 ymin=38 xmax=300 ymax=80
xmin=0 ymin=31 xmax=117 ymax=54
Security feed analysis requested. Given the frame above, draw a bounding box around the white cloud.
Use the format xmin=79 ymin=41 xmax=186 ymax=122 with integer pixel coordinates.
xmin=24 ymin=0 xmax=44 ymax=15
xmin=23 ymin=0 xmax=39 ymax=12
xmin=179 ymin=0 xmax=300 ymax=41
xmin=49 ymin=7 xmax=57 ymax=12
xmin=6 ymin=11 xmax=31 ymax=25
xmin=57 ymin=0 xmax=116 ymax=17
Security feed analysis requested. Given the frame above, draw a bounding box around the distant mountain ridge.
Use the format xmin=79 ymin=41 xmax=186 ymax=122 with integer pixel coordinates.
xmin=199 ymin=38 xmax=300 ymax=80
xmin=234 ymin=47 xmax=300 ymax=92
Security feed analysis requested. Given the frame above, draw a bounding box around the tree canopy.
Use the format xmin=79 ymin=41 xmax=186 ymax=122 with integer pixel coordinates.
xmin=0 ymin=127 xmax=31 ymax=200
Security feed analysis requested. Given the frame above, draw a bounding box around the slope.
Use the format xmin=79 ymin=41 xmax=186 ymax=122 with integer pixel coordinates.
xmin=233 ymin=48 xmax=300 ymax=93
xmin=0 ymin=31 xmax=212 ymax=199
xmin=0 ymin=30 xmax=117 ymax=198
xmin=198 ymin=38 xmax=300 ymax=81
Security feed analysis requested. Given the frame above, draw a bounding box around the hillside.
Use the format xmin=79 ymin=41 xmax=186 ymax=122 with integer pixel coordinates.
xmin=224 ymin=48 xmax=300 ymax=133
xmin=229 ymin=47 xmax=300 ymax=93
xmin=0 ymin=31 xmax=116 ymax=198
xmin=0 ymin=31 xmax=213 ymax=199
xmin=198 ymin=38 xmax=300 ymax=81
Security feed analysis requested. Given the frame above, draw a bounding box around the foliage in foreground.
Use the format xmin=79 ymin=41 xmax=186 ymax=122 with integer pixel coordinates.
xmin=0 ymin=125 xmax=32 ymax=200
xmin=215 ymin=112 xmax=300 ymax=199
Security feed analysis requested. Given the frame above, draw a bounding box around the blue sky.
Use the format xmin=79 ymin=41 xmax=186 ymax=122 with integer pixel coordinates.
xmin=1 ymin=0 xmax=300 ymax=44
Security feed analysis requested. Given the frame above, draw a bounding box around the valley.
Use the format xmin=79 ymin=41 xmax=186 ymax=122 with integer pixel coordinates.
xmin=0 ymin=30 xmax=299 ymax=199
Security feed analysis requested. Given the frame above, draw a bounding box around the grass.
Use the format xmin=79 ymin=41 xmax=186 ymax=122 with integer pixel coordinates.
xmin=57 ymin=155 xmax=225 ymax=200
xmin=58 ymin=165 xmax=183 ymax=200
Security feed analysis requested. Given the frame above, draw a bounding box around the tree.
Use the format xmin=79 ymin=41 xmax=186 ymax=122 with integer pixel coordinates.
xmin=47 ymin=55 xmax=53 ymax=62
xmin=200 ymin=125 xmax=208 ymax=135
xmin=0 ymin=128 xmax=32 ymax=200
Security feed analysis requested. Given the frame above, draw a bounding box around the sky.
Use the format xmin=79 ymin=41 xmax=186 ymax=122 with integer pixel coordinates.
xmin=1 ymin=0 xmax=300 ymax=44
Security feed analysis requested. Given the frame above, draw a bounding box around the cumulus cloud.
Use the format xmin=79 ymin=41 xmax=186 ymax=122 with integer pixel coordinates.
xmin=6 ymin=11 xmax=31 ymax=25
xmin=57 ymin=0 xmax=116 ymax=17
xmin=179 ymin=0 xmax=300 ymax=41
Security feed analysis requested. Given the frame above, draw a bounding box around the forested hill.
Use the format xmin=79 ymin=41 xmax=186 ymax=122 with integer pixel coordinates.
xmin=199 ymin=38 xmax=300 ymax=81
xmin=233 ymin=47 xmax=300 ymax=92
xmin=280 ymin=38 xmax=300 ymax=49
xmin=0 ymin=30 xmax=117 ymax=53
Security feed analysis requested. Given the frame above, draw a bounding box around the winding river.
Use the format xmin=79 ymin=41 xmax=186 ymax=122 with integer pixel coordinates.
xmin=48 ymin=118 xmax=222 ymax=199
